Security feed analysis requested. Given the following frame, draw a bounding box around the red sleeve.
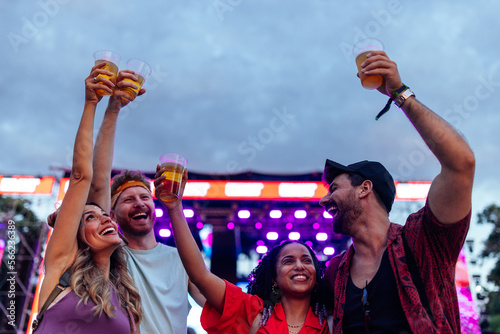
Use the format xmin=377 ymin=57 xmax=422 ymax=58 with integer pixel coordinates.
xmin=405 ymin=201 xmax=471 ymax=266
xmin=201 ymin=280 xmax=263 ymax=334
xmin=324 ymin=255 xmax=342 ymax=292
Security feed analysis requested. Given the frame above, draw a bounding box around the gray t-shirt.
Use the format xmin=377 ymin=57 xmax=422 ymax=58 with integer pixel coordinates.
xmin=125 ymin=243 xmax=190 ymax=334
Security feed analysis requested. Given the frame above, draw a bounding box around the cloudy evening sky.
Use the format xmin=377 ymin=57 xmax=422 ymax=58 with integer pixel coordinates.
xmin=1 ymin=1 xmax=500 ymax=245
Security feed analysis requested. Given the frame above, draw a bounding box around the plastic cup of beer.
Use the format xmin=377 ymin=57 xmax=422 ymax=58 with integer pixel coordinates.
xmin=93 ymin=50 xmax=121 ymax=96
xmin=157 ymin=153 xmax=187 ymax=202
xmin=352 ymin=38 xmax=384 ymax=90
xmin=121 ymin=58 xmax=152 ymax=100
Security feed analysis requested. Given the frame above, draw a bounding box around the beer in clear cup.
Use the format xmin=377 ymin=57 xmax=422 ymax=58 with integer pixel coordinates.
xmin=93 ymin=50 xmax=121 ymax=96
xmin=157 ymin=153 xmax=187 ymax=202
xmin=121 ymin=58 xmax=152 ymax=100
xmin=352 ymin=39 xmax=384 ymax=90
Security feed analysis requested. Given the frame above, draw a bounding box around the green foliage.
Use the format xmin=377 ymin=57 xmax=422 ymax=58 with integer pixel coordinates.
xmin=488 ymin=314 xmax=500 ymax=333
xmin=487 ymin=291 xmax=500 ymax=314
xmin=489 ymin=262 xmax=500 ymax=289
xmin=0 ymin=195 xmax=46 ymax=331
xmin=478 ymin=204 xmax=500 ymax=258
xmin=477 ymin=204 xmax=500 ymax=331
xmin=0 ymin=195 xmax=43 ymax=234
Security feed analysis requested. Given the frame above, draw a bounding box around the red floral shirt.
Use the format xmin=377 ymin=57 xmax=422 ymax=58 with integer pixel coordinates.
xmin=324 ymin=202 xmax=470 ymax=333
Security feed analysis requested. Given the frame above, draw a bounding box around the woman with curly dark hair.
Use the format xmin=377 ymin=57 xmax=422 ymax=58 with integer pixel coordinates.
xmin=246 ymin=240 xmax=333 ymax=326
xmin=155 ymin=166 xmax=334 ymax=334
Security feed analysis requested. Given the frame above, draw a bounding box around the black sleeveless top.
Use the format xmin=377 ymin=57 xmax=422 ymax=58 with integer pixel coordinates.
xmin=343 ymin=250 xmax=412 ymax=333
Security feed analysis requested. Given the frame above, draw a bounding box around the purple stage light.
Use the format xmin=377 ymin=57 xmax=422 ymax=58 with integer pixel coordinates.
xmin=256 ymin=245 xmax=268 ymax=254
xmin=316 ymin=232 xmax=328 ymax=241
xmin=256 ymin=240 xmax=265 ymax=246
xmin=294 ymin=210 xmax=307 ymax=219
xmin=323 ymin=247 xmax=335 ymax=256
xmin=183 ymin=209 xmax=194 ymax=218
xmin=285 ymin=222 xmax=293 ymax=230
xmin=196 ymin=222 xmax=204 ymax=229
xmin=269 ymin=209 xmax=282 ymax=219
xmin=155 ymin=208 xmax=164 ymax=218
xmin=159 ymin=228 xmax=171 ymax=238
xmin=255 ymin=222 xmax=263 ymax=229
xmin=305 ymin=240 xmax=313 ymax=248
xmin=313 ymin=222 xmax=320 ymax=229
xmin=227 ymin=222 xmax=235 ymax=230
xmin=238 ymin=209 xmax=251 ymax=219
xmin=266 ymin=231 xmax=279 ymax=240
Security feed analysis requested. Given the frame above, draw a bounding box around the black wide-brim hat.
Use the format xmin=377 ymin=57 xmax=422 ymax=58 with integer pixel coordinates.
xmin=322 ymin=160 xmax=396 ymax=212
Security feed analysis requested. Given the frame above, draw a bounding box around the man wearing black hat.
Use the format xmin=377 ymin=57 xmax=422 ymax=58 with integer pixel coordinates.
xmin=320 ymin=51 xmax=475 ymax=333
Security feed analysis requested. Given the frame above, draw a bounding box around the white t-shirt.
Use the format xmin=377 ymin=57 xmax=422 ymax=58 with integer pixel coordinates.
xmin=125 ymin=243 xmax=191 ymax=334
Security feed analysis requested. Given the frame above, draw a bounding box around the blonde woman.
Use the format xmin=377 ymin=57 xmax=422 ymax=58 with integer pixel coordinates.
xmin=33 ymin=63 xmax=144 ymax=333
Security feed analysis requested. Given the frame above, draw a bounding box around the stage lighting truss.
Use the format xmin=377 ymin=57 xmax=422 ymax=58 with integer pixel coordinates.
xmin=153 ymin=199 xmax=350 ymax=261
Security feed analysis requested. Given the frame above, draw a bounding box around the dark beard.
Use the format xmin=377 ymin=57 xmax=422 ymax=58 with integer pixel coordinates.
xmin=332 ymin=193 xmax=363 ymax=236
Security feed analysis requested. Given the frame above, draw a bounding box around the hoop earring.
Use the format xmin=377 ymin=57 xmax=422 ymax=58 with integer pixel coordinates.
xmin=272 ymin=282 xmax=280 ymax=296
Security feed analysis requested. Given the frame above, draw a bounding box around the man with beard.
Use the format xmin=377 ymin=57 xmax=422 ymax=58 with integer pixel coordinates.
xmin=319 ymin=51 xmax=475 ymax=333
xmin=87 ymin=91 xmax=205 ymax=332
xmin=108 ymin=170 xmax=205 ymax=333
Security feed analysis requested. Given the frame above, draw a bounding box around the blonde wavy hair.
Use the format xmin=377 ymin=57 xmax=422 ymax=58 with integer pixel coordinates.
xmin=47 ymin=208 xmax=142 ymax=327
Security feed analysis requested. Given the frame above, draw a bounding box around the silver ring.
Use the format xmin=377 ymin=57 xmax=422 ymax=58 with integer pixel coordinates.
xmin=94 ymin=76 xmax=98 ymax=83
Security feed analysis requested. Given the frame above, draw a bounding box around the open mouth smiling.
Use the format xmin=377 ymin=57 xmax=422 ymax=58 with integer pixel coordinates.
xmin=132 ymin=212 xmax=148 ymax=220
xmin=291 ymin=274 xmax=309 ymax=281
xmin=326 ymin=205 xmax=338 ymax=217
xmin=100 ymin=226 xmax=116 ymax=236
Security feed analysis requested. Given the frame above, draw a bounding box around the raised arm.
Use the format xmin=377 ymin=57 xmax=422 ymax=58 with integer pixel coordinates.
xmin=399 ymin=98 xmax=475 ymax=223
xmin=87 ymin=70 xmax=145 ymax=212
xmin=154 ymin=167 xmax=225 ymax=313
xmin=362 ymin=51 xmax=475 ymax=224
xmin=39 ymin=63 xmax=112 ymax=309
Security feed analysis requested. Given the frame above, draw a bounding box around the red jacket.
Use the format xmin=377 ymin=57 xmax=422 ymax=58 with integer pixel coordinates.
xmin=201 ymin=280 xmax=330 ymax=334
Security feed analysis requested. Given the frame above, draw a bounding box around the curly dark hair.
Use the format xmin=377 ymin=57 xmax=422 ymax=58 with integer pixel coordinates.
xmin=247 ymin=240 xmax=334 ymax=312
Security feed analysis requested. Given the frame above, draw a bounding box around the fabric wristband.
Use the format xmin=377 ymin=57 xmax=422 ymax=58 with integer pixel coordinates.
xmin=375 ymin=84 xmax=409 ymax=120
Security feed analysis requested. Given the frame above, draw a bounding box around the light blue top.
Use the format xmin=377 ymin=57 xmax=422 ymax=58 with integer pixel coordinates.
xmin=125 ymin=243 xmax=191 ymax=334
